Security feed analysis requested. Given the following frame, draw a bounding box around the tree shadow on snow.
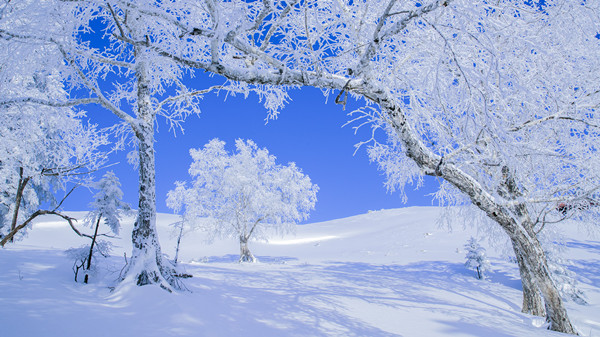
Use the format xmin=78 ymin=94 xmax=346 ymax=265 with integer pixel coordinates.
xmin=179 ymin=260 xmax=537 ymax=336
xmin=191 ymin=254 xmax=298 ymax=264
xmin=0 ymin=249 xmax=545 ymax=337
xmin=565 ymin=240 xmax=600 ymax=252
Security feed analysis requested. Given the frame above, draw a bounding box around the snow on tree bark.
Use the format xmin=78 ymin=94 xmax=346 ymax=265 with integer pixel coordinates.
xmin=120 ymin=47 xmax=177 ymax=289
xmin=513 ymin=245 xmax=545 ymax=317
xmin=125 ymin=119 xmax=175 ymax=289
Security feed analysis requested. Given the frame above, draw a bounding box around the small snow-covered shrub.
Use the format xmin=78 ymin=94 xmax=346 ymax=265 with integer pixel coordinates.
xmin=67 ymin=171 xmax=130 ymax=284
xmin=66 ymin=240 xmax=113 ymax=282
xmin=464 ymin=237 xmax=491 ymax=280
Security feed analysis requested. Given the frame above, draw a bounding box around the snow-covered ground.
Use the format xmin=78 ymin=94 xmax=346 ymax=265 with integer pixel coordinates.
xmin=1 ymin=207 xmax=599 ymax=336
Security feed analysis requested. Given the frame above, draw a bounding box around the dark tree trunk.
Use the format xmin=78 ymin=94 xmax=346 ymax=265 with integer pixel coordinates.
xmin=496 ymin=166 xmax=545 ymax=316
xmin=173 ymin=223 xmax=184 ymax=266
xmin=503 ymin=221 xmax=576 ymax=334
xmin=239 ymin=236 xmax=256 ymax=263
xmin=84 ymin=214 xmax=102 ymax=284
xmin=9 ymin=167 xmax=30 ymax=243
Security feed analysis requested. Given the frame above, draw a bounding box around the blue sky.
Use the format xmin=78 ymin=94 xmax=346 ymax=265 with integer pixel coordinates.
xmin=67 ymin=77 xmax=440 ymax=224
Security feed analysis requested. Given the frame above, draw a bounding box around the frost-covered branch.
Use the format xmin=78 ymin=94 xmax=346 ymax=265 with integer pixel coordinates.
xmin=154 ymin=85 xmax=222 ymax=115
xmin=510 ymin=114 xmax=600 ymax=132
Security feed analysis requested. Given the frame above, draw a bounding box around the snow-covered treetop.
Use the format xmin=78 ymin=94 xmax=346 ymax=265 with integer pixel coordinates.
xmin=86 ymin=171 xmax=131 ymax=235
xmin=167 ymin=139 xmax=318 ymax=241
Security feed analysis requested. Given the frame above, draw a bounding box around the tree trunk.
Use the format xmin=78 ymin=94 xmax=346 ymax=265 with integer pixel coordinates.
xmin=173 ymin=223 xmax=184 ymax=266
xmin=9 ymin=167 xmax=30 ymax=243
xmin=496 ymin=167 xmax=545 ymax=317
xmin=512 ymin=242 xmax=545 ymax=316
xmin=507 ymin=226 xmax=576 ymax=333
xmin=120 ymin=48 xmax=177 ymax=291
xmin=84 ymin=214 xmax=102 ymax=284
xmin=239 ymin=236 xmax=256 ymax=263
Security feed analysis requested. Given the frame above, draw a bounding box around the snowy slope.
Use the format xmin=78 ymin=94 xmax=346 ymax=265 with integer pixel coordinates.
xmin=1 ymin=207 xmax=599 ymax=336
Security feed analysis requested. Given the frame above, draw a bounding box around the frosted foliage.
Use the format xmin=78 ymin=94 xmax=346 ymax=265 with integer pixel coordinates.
xmin=355 ymin=0 xmax=600 ymax=221
xmin=1 ymin=1 xmax=598 ymax=215
xmin=86 ymin=171 xmax=130 ymax=235
xmin=65 ymin=240 xmax=113 ymax=277
xmin=167 ymin=139 xmax=318 ymax=244
xmin=464 ymin=237 xmax=490 ymax=280
xmin=367 ymin=122 xmax=423 ymax=203
xmin=0 ymin=48 xmax=107 ymax=236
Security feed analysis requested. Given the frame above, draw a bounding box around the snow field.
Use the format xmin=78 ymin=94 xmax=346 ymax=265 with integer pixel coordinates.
xmin=1 ymin=207 xmax=599 ymax=336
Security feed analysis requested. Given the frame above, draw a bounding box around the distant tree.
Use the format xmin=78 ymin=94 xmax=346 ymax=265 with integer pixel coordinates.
xmin=165 ymin=182 xmax=191 ymax=267
xmin=464 ymin=237 xmax=490 ymax=280
xmin=81 ymin=171 xmax=131 ymax=284
xmin=167 ymin=139 xmax=318 ymax=263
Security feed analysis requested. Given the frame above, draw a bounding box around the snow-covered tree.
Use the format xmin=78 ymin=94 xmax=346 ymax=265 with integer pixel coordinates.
xmin=464 ymin=237 xmax=490 ymax=280
xmin=0 ymin=0 xmax=223 ymax=289
xmin=167 ymin=139 xmax=318 ymax=263
xmin=81 ymin=171 xmax=131 ymax=284
xmin=0 ymin=47 xmax=108 ymax=246
xmin=1 ymin=1 xmax=598 ymax=332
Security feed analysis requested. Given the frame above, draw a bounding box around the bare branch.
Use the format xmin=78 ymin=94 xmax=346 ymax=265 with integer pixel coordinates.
xmin=55 ymin=45 xmax=138 ymax=128
xmin=1 ymin=210 xmax=78 ymax=247
xmin=249 ymin=0 xmax=274 ymax=32
xmin=106 ymin=2 xmax=127 ymax=40
xmin=247 ymin=217 xmax=264 ymax=240
xmin=53 ymin=184 xmax=81 ymax=212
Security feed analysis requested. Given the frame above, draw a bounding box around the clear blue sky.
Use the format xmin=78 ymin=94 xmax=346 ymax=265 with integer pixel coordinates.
xmin=67 ymin=75 xmax=440 ymax=224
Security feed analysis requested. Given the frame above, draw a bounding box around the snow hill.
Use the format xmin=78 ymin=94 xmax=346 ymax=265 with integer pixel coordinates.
xmin=1 ymin=207 xmax=599 ymax=336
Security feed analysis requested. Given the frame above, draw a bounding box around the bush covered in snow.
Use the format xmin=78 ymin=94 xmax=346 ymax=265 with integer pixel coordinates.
xmin=465 ymin=237 xmax=490 ymax=280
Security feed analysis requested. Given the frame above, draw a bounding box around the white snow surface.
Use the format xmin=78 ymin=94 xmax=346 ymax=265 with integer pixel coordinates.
xmin=2 ymin=206 xmax=600 ymax=336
